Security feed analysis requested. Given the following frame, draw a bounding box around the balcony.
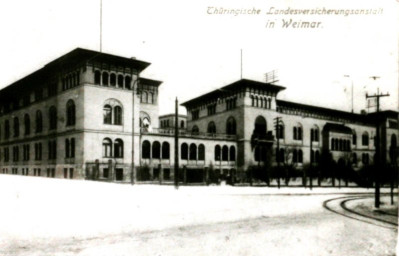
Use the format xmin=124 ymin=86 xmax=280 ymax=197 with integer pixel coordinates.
xmin=140 ymin=128 xmax=237 ymax=140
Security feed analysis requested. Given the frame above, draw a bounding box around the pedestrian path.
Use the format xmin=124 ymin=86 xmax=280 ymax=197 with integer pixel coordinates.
xmin=323 ymin=195 xmax=398 ymax=230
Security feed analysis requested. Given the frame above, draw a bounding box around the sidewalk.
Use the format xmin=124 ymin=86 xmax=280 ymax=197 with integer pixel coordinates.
xmin=342 ymin=196 xmax=398 ymax=226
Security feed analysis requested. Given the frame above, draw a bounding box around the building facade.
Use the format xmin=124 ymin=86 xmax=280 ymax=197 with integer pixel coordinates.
xmin=0 ymin=48 xmax=397 ymax=183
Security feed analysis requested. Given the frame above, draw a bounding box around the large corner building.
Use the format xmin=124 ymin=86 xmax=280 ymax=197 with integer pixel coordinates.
xmin=0 ymin=48 xmax=397 ymax=183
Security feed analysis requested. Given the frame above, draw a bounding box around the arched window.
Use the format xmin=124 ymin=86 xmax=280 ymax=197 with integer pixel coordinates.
xmin=293 ymin=149 xmax=298 ymax=163
xmin=24 ymin=114 xmax=30 ymax=135
xmin=207 ymin=121 xmax=216 ymax=134
xmin=49 ymin=106 xmax=57 ymax=130
xmin=142 ymin=140 xmax=151 ymax=159
xmin=102 ymin=138 xmax=112 ymax=157
xmin=254 ymin=116 xmax=267 ymax=135
xmin=102 ymin=72 xmax=109 ymax=86
xmin=65 ymin=139 xmax=70 ymax=158
xmin=148 ymin=93 xmax=154 ymax=104
xmin=180 ymin=120 xmax=185 ymax=128
xmin=35 ymin=110 xmax=43 ymax=133
xmin=331 ymin=138 xmax=335 ymax=150
xmin=293 ymin=124 xmax=302 ymax=140
xmin=255 ymin=96 xmax=259 ymax=107
xmin=198 ymin=144 xmax=205 ymax=160
xmin=117 ymin=75 xmax=124 ymax=87
xmin=113 ymin=106 xmax=122 ymax=125
xmin=141 ymin=92 xmax=147 ymax=103
xmin=311 ymin=150 xmax=315 ymax=163
xmin=110 ymin=73 xmax=116 ymax=87
xmin=142 ymin=117 xmax=150 ymax=128
xmin=352 ymin=130 xmax=357 ymax=145
xmin=268 ymin=98 xmax=272 ymax=109
xmin=362 ymin=131 xmax=369 ymax=146
xmin=13 ymin=117 xmax=19 ymax=137
xmin=94 ymin=70 xmax=101 ymax=84
xmin=276 ymin=122 xmax=284 ymax=139
xmin=222 ymin=145 xmax=228 ymax=161
xmin=339 ymin=139 xmax=343 ymax=151
xmin=162 ymin=142 xmax=170 ymax=159
xmin=260 ymin=98 xmax=264 ymax=108
xmin=311 ymin=126 xmax=319 ymax=142
xmin=103 ymin=105 xmax=112 ymax=124
xmin=114 ymin=139 xmax=123 ymax=158
xmin=181 ymin=143 xmax=188 ymax=160
xmin=315 ymin=150 xmax=320 ymax=163
xmin=251 ymin=96 xmax=255 ymax=106
xmin=189 ymin=143 xmax=197 ymax=160
xmin=4 ymin=120 xmax=10 ymax=139
xmin=192 ymin=125 xmax=199 ymax=135
xmin=152 ymin=141 xmax=161 ymax=159
xmin=362 ymin=153 xmax=369 ymax=165
xmin=226 ymin=116 xmax=237 ymax=135
xmin=229 ymin=146 xmax=236 ymax=161
xmin=352 ymin=153 xmax=357 ymax=165
xmin=298 ymin=149 xmax=303 ymax=163
xmin=125 ymin=76 xmax=131 ymax=89
xmin=214 ymin=145 xmax=221 ymax=161
xmin=66 ymin=100 xmax=76 ymax=126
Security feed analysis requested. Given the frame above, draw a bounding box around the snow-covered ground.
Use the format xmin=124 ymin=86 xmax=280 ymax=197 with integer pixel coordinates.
xmin=0 ymin=174 xmax=396 ymax=256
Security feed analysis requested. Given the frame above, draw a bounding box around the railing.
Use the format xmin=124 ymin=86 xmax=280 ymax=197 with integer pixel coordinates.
xmin=140 ymin=128 xmax=237 ymax=140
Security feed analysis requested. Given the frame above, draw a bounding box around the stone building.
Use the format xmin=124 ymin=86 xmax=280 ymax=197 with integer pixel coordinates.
xmin=0 ymin=48 xmax=397 ymax=183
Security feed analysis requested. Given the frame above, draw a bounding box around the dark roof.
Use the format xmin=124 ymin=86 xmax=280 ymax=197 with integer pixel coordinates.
xmin=322 ymin=123 xmax=353 ymax=134
xmin=366 ymin=110 xmax=399 ymax=120
xmin=0 ymin=48 xmax=151 ymax=100
xmin=159 ymin=114 xmax=187 ymax=118
xmin=276 ymin=100 xmax=371 ymax=124
xmin=277 ymin=100 xmax=398 ymax=124
xmin=139 ymin=77 xmax=163 ymax=87
xmin=181 ymin=79 xmax=285 ymax=108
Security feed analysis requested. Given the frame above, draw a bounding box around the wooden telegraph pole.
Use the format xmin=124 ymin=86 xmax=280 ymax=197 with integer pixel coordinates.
xmin=366 ymin=76 xmax=389 ymax=208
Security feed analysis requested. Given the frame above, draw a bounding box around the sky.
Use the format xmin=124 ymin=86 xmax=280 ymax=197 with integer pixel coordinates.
xmin=0 ymin=0 xmax=397 ymax=115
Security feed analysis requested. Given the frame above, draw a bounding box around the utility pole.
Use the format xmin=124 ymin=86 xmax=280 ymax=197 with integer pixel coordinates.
xmin=174 ymin=98 xmax=179 ymax=189
xmin=274 ymin=117 xmax=281 ymax=189
xmin=366 ymin=76 xmax=389 ymax=208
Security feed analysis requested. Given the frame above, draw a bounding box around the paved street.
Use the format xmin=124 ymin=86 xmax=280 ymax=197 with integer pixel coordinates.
xmin=0 ymin=175 xmax=397 ymax=256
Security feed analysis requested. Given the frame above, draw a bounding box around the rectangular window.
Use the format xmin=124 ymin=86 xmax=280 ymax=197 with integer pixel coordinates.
xmin=207 ymin=104 xmax=216 ymax=116
xmin=12 ymin=146 xmax=19 ymax=162
xmin=64 ymin=168 xmax=68 ymax=178
xmin=192 ymin=110 xmax=199 ymax=120
xmin=4 ymin=147 xmax=9 ymax=162
xmin=115 ymin=168 xmax=123 ymax=181
xmin=103 ymin=168 xmax=109 ymax=178
xmin=35 ymin=143 xmax=42 ymax=160
xmin=69 ymin=168 xmax=74 ymax=179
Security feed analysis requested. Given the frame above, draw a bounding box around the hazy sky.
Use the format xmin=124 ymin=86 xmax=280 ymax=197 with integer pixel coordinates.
xmin=0 ymin=0 xmax=397 ymax=115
